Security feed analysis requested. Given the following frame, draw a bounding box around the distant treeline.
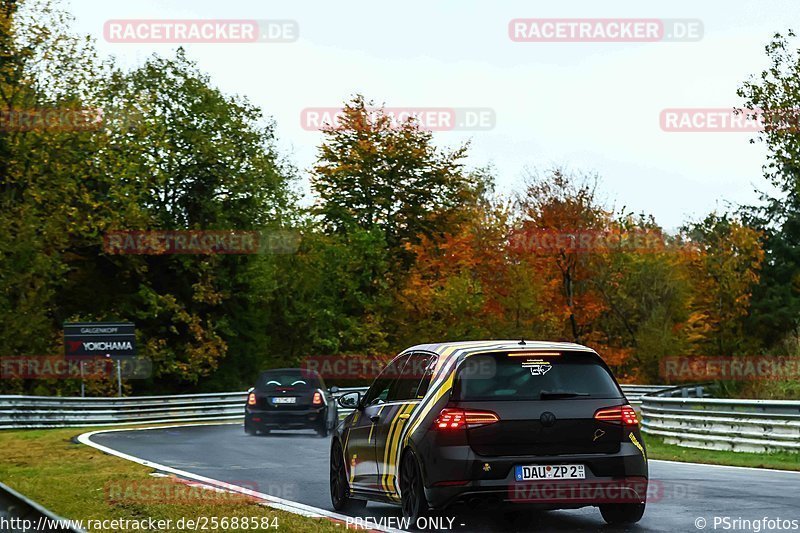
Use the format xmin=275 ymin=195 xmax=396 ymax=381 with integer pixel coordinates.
xmin=2 ymin=1 xmax=800 ymax=399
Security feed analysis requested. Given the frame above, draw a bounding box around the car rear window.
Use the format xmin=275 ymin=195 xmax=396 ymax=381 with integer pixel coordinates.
xmin=256 ymin=370 xmax=322 ymax=391
xmin=452 ymin=351 xmax=623 ymax=401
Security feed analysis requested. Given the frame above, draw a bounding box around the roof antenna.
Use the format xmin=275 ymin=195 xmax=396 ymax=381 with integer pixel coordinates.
xmin=518 ymin=339 xmax=526 ymax=345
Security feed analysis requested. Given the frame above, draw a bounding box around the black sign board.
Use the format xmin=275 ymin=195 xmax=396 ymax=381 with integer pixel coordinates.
xmin=64 ymin=322 xmax=136 ymax=359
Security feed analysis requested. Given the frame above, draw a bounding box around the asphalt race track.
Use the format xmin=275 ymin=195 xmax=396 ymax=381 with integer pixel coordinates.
xmin=91 ymin=424 xmax=800 ymax=532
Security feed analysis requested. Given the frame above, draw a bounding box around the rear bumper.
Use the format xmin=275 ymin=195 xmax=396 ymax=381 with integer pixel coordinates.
xmin=421 ymin=443 xmax=648 ymax=510
xmin=245 ymin=407 xmax=326 ymax=429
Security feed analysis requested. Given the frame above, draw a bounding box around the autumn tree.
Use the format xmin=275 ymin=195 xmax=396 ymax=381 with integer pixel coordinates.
xmin=514 ymin=168 xmax=609 ymax=344
xmin=86 ymin=51 xmax=297 ymax=389
xmin=680 ymin=214 xmax=764 ymax=356
xmin=592 ymin=214 xmax=692 ymax=380
xmin=0 ymin=0 xmax=298 ymax=393
xmin=397 ymin=197 xmax=561 ymax=343
xmin=739 ymin=31 xmax=800 ymax=349
xmin=0 ymin=0 xmax=104 ymax=365
xmin=311 ymin=95 xmax=489 ymax=272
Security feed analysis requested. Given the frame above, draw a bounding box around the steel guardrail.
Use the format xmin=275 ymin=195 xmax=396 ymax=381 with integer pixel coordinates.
xmin=640 ymin=384 xmax=800 ymax=453
xmin=0 ymin=385 xmax=658 ymax=430
xmin=0 ymin=480 xmax=86 ymax=532
xmin=5 ymin=383 xmax=796 ymax=454
xmin=0 ymin=392 xmax=249 ymax=429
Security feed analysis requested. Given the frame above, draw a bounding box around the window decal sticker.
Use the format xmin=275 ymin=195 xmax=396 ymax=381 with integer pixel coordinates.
xmin=522 ymin=358 xmax=552 ymax=376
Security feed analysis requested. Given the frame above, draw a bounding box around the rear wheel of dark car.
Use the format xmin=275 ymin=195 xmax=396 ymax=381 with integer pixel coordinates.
xmin=399 ymin=449 xmax=428 ymax=520
xmin=317 ymin=412 xmax=329 ymax=437
xmin=330 ymin=440 xmax=366 ymax=511
xmin=599 ymin=502 xmax=646 ymax=524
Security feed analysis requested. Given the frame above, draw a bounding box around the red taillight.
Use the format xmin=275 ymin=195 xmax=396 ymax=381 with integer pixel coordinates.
xmin=312 ymin=391 xmax=323 ymax=405
xmin=247 ymin=393 xmax=256 ymax=406
xmin=433 ymin=408 xmax=499 ymax=430
xmin=434 ymin=409 xmax=465 ymax=430
xmin=594 ymin=405 xmax=638 ymax=426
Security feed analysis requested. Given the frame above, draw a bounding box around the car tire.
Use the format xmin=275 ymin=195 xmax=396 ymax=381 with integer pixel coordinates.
xmin=399 ymin=449 xmax=428 ymax=521
xmin=599 ymin=502 xmax=646 ymax=524
xmin=330 ymin=440 xmax=367 ymax=511
xmin=245 ymin=423 xmax=256 ymax=436
xmin=317 ymin=422 xmax=329 ymax=438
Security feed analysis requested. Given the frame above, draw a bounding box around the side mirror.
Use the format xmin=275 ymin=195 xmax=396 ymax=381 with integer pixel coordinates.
xmin=337 ymin=391 xmax=362 ymax=409
xmin=329 ymin=386 xmax=339 ymax=394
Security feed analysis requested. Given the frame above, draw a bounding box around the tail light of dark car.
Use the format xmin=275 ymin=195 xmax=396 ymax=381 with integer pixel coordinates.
xmin=247 ymin=392 xmax=256 ymax=406
xmin=594 ymin=405 xmax=638 ymax=426
xmin=312 ymin=391 xmax=323 ymax=405
xmin=433 ymin=408 xmax=499 ymax=430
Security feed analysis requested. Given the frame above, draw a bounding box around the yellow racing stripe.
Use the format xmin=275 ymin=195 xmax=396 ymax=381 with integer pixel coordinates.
xmin=393 ymin=342 xmax=519 ymax=495
xmin=381 ymin=402 xmax=415 ymax=493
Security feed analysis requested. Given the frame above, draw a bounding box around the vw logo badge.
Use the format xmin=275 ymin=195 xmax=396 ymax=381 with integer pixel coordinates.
xmin=540 ymin=411 xmax=556 ymax=427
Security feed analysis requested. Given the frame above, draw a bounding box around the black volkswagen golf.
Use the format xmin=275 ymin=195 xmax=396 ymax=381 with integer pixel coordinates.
xmin=245 ymin=368 xmax=338 ymax=437
xmin=330 ymin=340 xmax=648 ymax=524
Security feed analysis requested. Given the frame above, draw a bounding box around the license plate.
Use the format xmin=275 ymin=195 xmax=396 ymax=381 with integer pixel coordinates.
xmin=515 ymin=464 xmax=585 ymax=481
xmin=272 ymin=397 xmax=296 ymax=404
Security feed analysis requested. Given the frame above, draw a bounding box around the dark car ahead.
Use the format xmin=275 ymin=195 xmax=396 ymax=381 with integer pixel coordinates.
xmin=245 ymin=368 xmax=338 ymax=437
xmin=330 ymin=340 xmax=648 ymax=525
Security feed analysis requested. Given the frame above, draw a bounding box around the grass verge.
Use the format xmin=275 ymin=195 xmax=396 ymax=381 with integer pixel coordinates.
xmin=0 ymin=425 xmax=342 ymax=532
xmin=644 ymin=434 xmax=800 ymax=471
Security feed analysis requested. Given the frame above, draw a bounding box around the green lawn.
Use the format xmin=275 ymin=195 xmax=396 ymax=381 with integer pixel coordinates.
xmin=644 ymin=434 xmax=800 ymax=471
xmin=0 ymin=426 xmax=342 ymax=532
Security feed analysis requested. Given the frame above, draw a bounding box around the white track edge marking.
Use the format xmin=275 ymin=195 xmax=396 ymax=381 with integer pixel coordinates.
xmin=76 ymin=422 xmax=406 ymax=533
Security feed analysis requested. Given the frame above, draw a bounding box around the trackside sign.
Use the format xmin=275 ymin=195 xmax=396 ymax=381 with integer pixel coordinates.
xmin=64 ymin=322 xmax=136 ymax=359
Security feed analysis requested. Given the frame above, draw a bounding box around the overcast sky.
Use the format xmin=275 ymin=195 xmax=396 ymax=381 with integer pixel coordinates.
xmin=65 ymin=0 xmax=800 ymax=230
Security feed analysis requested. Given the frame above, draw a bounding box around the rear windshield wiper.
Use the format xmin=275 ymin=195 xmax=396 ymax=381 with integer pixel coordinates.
xmin=539 ymin=391 xmax=590 ymax=399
